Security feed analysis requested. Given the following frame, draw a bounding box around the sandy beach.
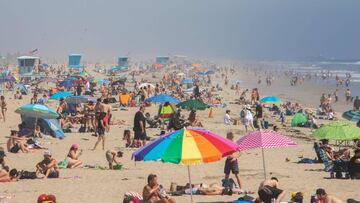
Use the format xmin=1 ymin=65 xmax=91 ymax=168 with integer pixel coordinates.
xmin=0 ymin=64 xmax=359 ymax=203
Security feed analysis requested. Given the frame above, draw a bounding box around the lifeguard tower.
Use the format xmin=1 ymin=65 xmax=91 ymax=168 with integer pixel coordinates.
xmin=110 ymin=56 xmax=129 ymax=74
xmin=68 ymin=54 xmax=84 ymax=70
xmin=118 ymin=56 xmax=129 ymax=68
xmin=156 ymin=56 xmax=170 ymax=65
xmin=17 ymin=56 xmax=39 ymax=76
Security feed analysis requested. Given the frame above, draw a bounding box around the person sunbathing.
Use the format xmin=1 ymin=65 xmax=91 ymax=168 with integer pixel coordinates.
xmin=188 ymin=110 xmax=203 ymax=127
xmin=66 ymin=144 xmax=83 ymax=169
xmin=0 ymin=169 xmax=14 ymax=182
xmin=6 ymin=130 xmax=30 ymax=153
xmin=36 ymin=151 xmax=59 ymax=179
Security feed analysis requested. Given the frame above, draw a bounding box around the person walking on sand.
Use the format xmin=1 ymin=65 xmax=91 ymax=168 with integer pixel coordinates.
xmin=92 ymin=112 xmax=106 ymax=150
xmin=333 ymin=89 xmax=339 ymax=102
xmin=0 ymin=96 xmax=7 ymax=122
xmin=244 ymin=105 xmax=255 ymax=132
xmin=224 ymin=132 xmax=243 ymax=189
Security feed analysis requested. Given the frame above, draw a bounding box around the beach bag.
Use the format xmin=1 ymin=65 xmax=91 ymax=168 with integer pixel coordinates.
xmin=222 ymin=178 xmax=236 ymax=189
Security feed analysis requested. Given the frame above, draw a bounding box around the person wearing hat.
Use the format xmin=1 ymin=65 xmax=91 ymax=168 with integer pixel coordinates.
xmin=244 ymin=105 xmax=255 ymax=132
xmin=66 ymin=144 xmax=83 ymax=169
xmin=315 ymin=188 xmax=344 ymax=203
xmin=36 ymin=151 xmax=59 ymax=179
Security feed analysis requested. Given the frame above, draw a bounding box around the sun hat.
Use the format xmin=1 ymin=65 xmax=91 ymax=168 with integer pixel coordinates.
xmin=71 ymin=144 xmax=79 ymax=149
xmin=43 ymin=151 xmax=52 ymax=157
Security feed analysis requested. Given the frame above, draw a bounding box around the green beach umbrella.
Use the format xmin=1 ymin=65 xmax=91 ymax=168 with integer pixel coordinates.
xmin=313 ymin=121 xmax=360 ymax=140
xmin=342 ymin=110 xmax=360 ymax=122
xmin=177 ymin=99 xmax=208 ymax=110
xmin=291 ymin=113 xmax=308 ymax=127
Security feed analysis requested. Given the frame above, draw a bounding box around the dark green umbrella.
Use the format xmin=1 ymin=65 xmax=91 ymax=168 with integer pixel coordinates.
xmin=291 ymin=113 xmax=308 ymax=127
xmin=342 ymin=110 xmax=360 ymax=122
xmin=177 ymin=99 xmax=209 ymax=110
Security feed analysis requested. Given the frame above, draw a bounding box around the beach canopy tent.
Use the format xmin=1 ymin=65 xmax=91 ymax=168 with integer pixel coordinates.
xmin=68 ymin=54 xmax=84 ymax=69
xmin=17 ymin=56 xmax=39 ymax=76
xmin=21 ymin=115 xmax=65 ymax=139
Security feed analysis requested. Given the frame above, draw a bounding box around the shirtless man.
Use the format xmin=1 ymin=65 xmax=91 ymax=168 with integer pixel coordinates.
xmin=36 ymin=151 xmax=59 ymax=179
xmin=316 ymin=188 xmax=344 ymax=203
xmin=100 ymin=99 xmax=112 ymax=132
xmin=143 ymin=174 xmax=176 ymax=203
xmin=257 ymin=177 xmax=285 ymax=203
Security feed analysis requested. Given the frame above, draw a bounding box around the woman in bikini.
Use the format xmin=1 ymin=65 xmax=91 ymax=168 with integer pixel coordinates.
xmin=85 ymin=101 xmax=96 ymax=132
xmin=66 ymin=144 xmax=83 ymax=169
xmin=0 ymin=95 xmax=7 ymax=122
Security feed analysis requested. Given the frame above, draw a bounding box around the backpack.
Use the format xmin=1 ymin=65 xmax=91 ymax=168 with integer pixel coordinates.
xmin=240 ymin=110 xmax=245 ymax=118
xmin=222 ymin=178 xmax=236 ymax=189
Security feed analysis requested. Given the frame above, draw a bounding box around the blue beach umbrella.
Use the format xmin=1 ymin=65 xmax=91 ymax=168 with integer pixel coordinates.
xmin=146 ymin=93 xmax=181 ymax=104
xmin=50 ymin=91 xmax=73 ymax=100
xmin=260 ymin=96 xmax=282 ymax=104
xmin=182 ymin=79 xmax=193 ymax=84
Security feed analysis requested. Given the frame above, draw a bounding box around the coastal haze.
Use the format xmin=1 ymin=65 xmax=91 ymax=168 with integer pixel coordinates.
xmin=1 ymin=0 xmax=360 ymax=61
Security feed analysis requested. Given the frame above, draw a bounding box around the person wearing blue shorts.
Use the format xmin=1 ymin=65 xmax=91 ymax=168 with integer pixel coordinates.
xmin=93 ymin=113 xmax=106 ymax=150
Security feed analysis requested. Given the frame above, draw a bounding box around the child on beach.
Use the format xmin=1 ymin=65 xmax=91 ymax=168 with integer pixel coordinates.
xmin=105 ymin=149 xmax=123 ymax=169
xmin=123 ymin=129 xmax=132 ymax=148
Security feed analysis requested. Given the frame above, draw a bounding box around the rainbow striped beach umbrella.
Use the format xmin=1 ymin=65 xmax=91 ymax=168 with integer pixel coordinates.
xmin=132 ymin=128 xmax=238 ymax=202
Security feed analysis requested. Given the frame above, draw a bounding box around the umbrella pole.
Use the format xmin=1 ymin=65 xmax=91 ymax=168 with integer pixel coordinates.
xmin=34 ymin=117 xmax=38 ymax=135
xmin=187 ymin=165 xmax=194 ymax=203
xmin=262 ymin=148 xmax=267 ymax=180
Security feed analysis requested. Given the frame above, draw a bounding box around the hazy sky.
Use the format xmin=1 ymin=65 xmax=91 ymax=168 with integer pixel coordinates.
xmin=1 ymin=0 xmax=360 ymax=62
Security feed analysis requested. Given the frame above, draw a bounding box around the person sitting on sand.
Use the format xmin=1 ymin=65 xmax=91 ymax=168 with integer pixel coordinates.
xmin=105 ymin=149 xmax=123 ymax=169
xmin=188 ymin=110 xmax=203 ymax=127
xmin=0 ymin=168 xmax=15 ymax=182
xmin=321 ymin=139 xmax=350 ymax=161
xmin=315 ymin=188 xmax=344 ymax=203
xmin=14 ymin=89 xmax=22 ymax=100
xmin=143 ymin=174 xmax=176 ymax=203
xmin=6 ymin=130 xmax=30 ymax=153
xmin=34 ymin=125 xmax=43 ymax=138
xmin=348 ymin=149 xmax=360 ymax=179
xmin=257 ymin=177 xmax=285 ymax=203
xmin=123 ymin=130 xmax=132 ymax=148
xmin=36 ymin=151 xmax=59 ymax=179
xmin=66 ymin=144 xmax=83 ymax=169
xmin=224 ymin=110 xmax=234 ymax=125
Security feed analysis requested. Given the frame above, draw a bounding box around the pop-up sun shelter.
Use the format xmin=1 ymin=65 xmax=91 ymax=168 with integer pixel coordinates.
xmin=21 ymin=115 xmax=65 ymax=139
xmin=156 ymin=56 xmax=170 ymax=65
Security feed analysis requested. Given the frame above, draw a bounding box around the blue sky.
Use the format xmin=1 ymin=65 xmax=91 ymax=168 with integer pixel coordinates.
xmin=1 ymin=0 xmax=360 ymax=62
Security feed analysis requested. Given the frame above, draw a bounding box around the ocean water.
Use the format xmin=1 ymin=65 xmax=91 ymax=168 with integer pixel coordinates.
xmin=285 ymin=61 xmax=360 ymax=97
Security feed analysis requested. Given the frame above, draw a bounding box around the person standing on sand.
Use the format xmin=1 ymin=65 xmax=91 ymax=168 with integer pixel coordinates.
xmin=315 ymin=188 xmax=344 ymax=203
xmin=224 ymin=132 xmax=243 ymax=189
xmin=133 ymin=106 xmax=147 ymax=147
xmin=0 ymin=96 xmax=7 ymax=122
xmin=353 ymin=96 xmax=360 ymax=110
